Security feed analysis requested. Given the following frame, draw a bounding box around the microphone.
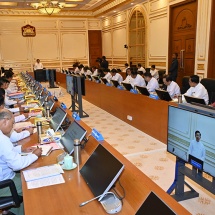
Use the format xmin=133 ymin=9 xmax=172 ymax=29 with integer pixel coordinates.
xmin=79 ymin=194 xmax=102 ymax=207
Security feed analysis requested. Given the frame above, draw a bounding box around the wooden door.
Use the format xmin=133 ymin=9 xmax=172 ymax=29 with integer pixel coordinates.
xmin=169 ymin=0 xmax=197 ymax=87
xmin=88 ymin=30 xmax=102 ymax=67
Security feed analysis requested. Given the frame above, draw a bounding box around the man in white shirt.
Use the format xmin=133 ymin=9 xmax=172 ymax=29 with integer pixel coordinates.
xmin=123 ymin=63 xmax=130 ymax=73
xmin=188 ymin=131 xmax=205 ymax=161
xmin=91 ymin=66 xmax=98 ymax=76
xmin=103 ymin=68 xmax=112 ymax=81
xmin=34 ymin=59 xmax=43 ymax=70
xmin=163 ymin=75 xmax=180 ymax=98
xmin=144 ymin=72 xmax=159 ymax=92
xmin=130 ymin=70 xmax=146 ymax=87
xmin=82 ymin=66 xmax=92 ymax=76
xmin=110 ymin=69 xmax=123 ymax=83
xmin=184 ymin=75 xmax=209 ymax=104
xmin=123 ymin=68 xmax=132 ymax=83
xmin=0 ymin=109 xmax=42 ymax=215
xmin=137 ymin=63 xmax=146 ymax=75
xmin=150 ymin=65 xmax=159 ymax=80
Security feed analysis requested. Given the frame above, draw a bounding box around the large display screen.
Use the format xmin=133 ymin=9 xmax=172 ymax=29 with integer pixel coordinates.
xmin=66 ymin=74 xmax=85 ymax=96
xmin=66 ymin=75 xmax=75 ymax=96
xmin=167 ymin=105 xmax=215 ymax=177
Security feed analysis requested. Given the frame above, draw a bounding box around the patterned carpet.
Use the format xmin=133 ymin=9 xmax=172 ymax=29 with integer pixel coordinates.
xmin=59 ymin=87 xmax=215 ymax=215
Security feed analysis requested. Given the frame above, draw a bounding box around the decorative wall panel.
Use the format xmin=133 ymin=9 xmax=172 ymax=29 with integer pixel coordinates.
xmin=113 ymin=28 xmax=127 ymax=57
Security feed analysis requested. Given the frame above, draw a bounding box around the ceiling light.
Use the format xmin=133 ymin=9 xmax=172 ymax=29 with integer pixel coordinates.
xmin=0 ymin=2 xmax=17 ymax=6
xmin=31 ymin=0 xmax=65 ymax=15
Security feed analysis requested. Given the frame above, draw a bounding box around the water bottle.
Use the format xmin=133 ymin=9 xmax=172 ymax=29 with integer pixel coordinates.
xmin=74 ymin=139 xmax=82 ymax=165
xmin=36 ymin=121 xmax=42 ymax=143
xmin=46 ymin=105 xmax=50 ymax=118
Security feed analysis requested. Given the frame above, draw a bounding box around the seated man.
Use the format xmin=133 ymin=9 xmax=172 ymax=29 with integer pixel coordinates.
xmin=81 ymin=66 xmax=92 ymax=76
xmin=103 ymin=68 xmax=112 ymax=81
xmin=91 ymin=66 xmax=98 ymax=76
xmin=130 ymin=69 xmax=146 ymax=87
xmin=123 ymin=63 xmax=130 ymax=73
xmin=163 ymin=75 xmax=180 ymax=98
xmin=0 ymin=109 xmax=42 ymax=215
xmin=110 ymin=69 xmax=123 ymax=83
xmin=144 ymin=72 xmax=159 ymax=92
xmin=150 ymin=65 xmax=159 ymax=80
xmin=137 ymin=63 xmax=146 ymax=74
xmin=188 ymin=131 xmax=205 ymax=161
xmin=4 ymin=70 xmax=18 ymax=94
xmin=123 ymin=68 xmax=132 ymax=83
xmin=184 ymin=75 xmax=209 ymax=104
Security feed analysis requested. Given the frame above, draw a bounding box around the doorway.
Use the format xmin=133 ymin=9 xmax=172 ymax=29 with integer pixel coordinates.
xmin=169 ymin=0 xmax=197 ymax=86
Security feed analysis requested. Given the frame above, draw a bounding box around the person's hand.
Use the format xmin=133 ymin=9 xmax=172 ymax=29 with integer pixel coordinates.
xmin=26 ymin=127 xmax=34 ymax=135
xmin=19 ymin=106 xmax=25 ymax=112
xmin=22 ymin=146 xmax=36 ymax=153
xmin=14 ymin=128 xmax=23 ymax=133
xmin=23 ymin=113 xmax=29 ymax=118
xmin=32 ymin=147 xmax=42 ymax=157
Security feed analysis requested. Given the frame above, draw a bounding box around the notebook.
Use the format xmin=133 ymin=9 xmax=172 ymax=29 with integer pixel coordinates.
xmin=155 ymin=89 xmax=172 ymax=101
xmin=101 ymin=78 xmax=108 ymax=84
xmin=122 ymin=82 xmax=133 ymax=91
xmin=136 ymin=86 xmax=150 ymax=96
xmin=111 ymin=80 xmax=119 ymax=88
xmin=184 ymin=95 xmax=206 ymax=105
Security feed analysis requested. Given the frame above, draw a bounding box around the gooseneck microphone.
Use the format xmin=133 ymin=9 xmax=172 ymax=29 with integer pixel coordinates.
xmin=79 ymin=194 xmax=102 ymax=207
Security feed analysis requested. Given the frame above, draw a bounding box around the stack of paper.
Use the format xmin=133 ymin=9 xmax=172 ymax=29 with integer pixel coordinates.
xmin=22 ymin=164 xmax=65 ymax=189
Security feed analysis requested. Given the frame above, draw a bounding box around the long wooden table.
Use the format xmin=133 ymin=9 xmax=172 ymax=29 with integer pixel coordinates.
xmin=19 ymin=99 xmax=190 ymax=215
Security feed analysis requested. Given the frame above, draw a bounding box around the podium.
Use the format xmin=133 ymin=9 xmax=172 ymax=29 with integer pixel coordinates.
xmin=34 ymin=69 xmax=46 ymax=82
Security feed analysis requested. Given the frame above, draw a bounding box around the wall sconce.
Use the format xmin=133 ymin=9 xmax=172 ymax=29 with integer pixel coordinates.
xmin=124 ymin=44 xmax=128 ymax=49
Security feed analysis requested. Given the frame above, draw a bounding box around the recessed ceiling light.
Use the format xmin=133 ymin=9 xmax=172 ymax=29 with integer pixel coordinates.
xmin=64 ymin=4 xmax=77 ymax=8
xmin=131 ymin=3 xmax=134 ymax=5
xmin=65 ymin=0 xmax=83 ymax=1
xmin=0 ymin=2 xmax=17 ymax=6
xmin=114 ymin=11 xmax=117 ymax=13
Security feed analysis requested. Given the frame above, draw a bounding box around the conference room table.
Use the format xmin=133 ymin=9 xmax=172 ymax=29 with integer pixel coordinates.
xmin=19 ymin=100 xmax=190 ymax=215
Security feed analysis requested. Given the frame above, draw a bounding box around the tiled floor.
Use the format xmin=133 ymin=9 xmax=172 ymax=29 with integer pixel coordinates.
xmin=59 ymin=87 xmax=215 ymax=215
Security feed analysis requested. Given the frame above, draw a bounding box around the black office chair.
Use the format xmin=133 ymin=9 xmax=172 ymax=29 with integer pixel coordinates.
xmin=158 ymin=70 xmax=166 ymax=88
xmin=201 ymin=78 xmax=215 ymax=104
xmin=181 ymin=76 xmax=190 ymax=94
xmin=0 ymin=179 xmax=23 ymax=214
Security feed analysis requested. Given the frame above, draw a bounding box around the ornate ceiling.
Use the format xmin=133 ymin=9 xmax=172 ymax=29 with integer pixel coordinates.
xmin=0 ymin=0 xmax=144 ymax=17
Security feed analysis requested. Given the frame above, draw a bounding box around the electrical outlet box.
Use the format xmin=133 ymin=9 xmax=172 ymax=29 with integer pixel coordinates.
xmin=127 ymin=115 xmax=132 ymax=121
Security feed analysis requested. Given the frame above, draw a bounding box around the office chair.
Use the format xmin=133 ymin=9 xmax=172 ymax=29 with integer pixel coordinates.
xmin=158 ymin=70 xmax=166 ymax=88
xmin=0 ymin=179 xmax=23 ymax=214
xmin=201 ymin=78 xmax=215 ymax=104
xmin=180 ymin=76 xmax=190 ymax=94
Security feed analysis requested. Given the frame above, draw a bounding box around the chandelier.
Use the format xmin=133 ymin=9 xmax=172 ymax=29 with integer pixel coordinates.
xmin=31 ymin=1 xmax=65 ymax=15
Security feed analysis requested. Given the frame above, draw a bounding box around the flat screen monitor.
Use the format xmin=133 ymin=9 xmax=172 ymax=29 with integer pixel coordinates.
xmin=39 ymin=94 xmax=48 ymax=106
xmin=101 ymin=78 xmax=108 ymax=84
xmin=184 ymin=95 xmax=206 ymax=105
xmin=155 ymin=89 xmax=172 ymax=101
xmin=35 ymin=88 xmax=43 ymax=100
xmin=167 ymin=105 xmax=215 ymax=177
xmin=60 ymin=120 xmax=87 ymax=155
xmin=122 ymin=82 xmax=133 ymax=91
xmin=47 ymin=98 xmax=55 ymax=111
xmin=111 ymin=80 xmax=119 ymax=88
xmin=66 ymin=74 xmax=85 ymax=96
xmin=92 ymin=76 xmax=100 ymax=81
xmin=135 ymin=192 xmax=176 ymax=215
xmin=80 ymin=144 xmax=124 ymax=201
xmin=136 ymin=86 xmax=150 ymax=96
xmin=50 ymin=107 xmax=67 ymax=132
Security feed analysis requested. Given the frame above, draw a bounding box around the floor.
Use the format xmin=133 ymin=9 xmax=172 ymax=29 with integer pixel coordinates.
xmin=57 ymin=87 xmax=215 ymax=215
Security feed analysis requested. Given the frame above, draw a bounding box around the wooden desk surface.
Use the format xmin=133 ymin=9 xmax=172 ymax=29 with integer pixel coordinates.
xmin=20 ymin=112 xmax=190 ymax=215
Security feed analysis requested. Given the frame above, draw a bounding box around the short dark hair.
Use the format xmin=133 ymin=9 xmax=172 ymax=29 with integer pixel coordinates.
xmin=102 ymin=56 xmax=106 ymax=60
xmin=131 ymin=70 xmax=138 ymax=76
xmin=138 ymin=63 xmax=141 ymax=67
xmin=110 ymin=68 xmax=117 ymax=74
xmin=0 ymin=78 xmax=8 ymax=87
xmin=144 ymin=72 xmax=152 ymax=78
xmin=174 ymin=53 xmax=178 ymax=58
xmin=125 ymin=63 xmax=129 ymax=67
xmin=190 ymin=75 xmax=199 ymax=84
xmin=163 ymin=75 xmax=172 ymax=82
xmin=195 ymin=130 xmax=201 ymax=136
xmin=4 ymin=71 xmax=14 ymax=79
xmin=151 ymin=65 xmax=155 ymax=69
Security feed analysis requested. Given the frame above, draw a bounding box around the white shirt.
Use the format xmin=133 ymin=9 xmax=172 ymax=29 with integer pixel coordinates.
xmin=146 ymin=77 xmax=159 ymax=92
xmin=184 ymin=83 xmax=209 ymax=104
xmin=138 ymin=67 xmax=146 ymax=73
xmin=6 ymin=83 xmax=18 ymax=94
xmin=0 ymin=130 xmax=37 ymax=181
xmin=34 ymin=62 xmax=43 ymax=70
xmin=130 ymin=74 xmax=146 ymax=87
xmin=83 ymin=70 xmax=92 ymax=76
xmin=5 ymin=95 xmax=17 ymax=106
xmin=123 ymin=75 xmax=132 ymax=83
xmin=188 ymin=139 xmax=205 ymax=161
xmin=92 ymin=69 xmax=98 ymax=76
xmin=14 ymin=114 xmax=25 ymax=123
xmin=7 ymin=107 xmax=20 ymax=113
xmin=10 ymin=130 xmax=30 ymax=143
xmin=111 ymin=73 xmax=123 ymax=83
xmin=104 ymin=72 xmax=112 ymax=81
xmin=167 ymin=81 xmax=181 ymax=98
xmin=150 ymin=69 xmax=159 ymax=80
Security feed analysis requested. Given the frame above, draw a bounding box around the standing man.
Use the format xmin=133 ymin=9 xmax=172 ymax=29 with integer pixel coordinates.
xmin=169 ymin=53 xmax=178 ymax=82
xmin=34 ymin=59 xmax=43 ymax=70
xmin=100 ymin=56 xmax=109 ymax=69
xmin=188 ymin=131 xmax=205 ymax=161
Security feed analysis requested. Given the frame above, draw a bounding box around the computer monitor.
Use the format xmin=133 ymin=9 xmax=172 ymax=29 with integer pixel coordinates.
xmin=60 ymin=120 xmax=87 ymax=155
xmin=66 ymin=75 xmax=75 ymax=96
xmin=155 ymin=89 xmax=172 ymax=101
xmin=111 ymin=80 xmax=119 ymax=88
xmin=39 ymin=94 xmax=48 ymax=106
xmin=136 ymin=86 xmax=150 ymax=96
xmin=80 ymin=144 xmax=124 ymax=201
xmin=50 ymin=107 xmax=67 ymax=132
xmin=135 ymin=192 xmax=176 ymax=215
xmin=66 ymin=74 xmax=85 ymax=96
xmin=184 ymin=95 xmax=206 ymax=105
xmin=101 ymin=78 xmax=108 ymax=84
xmin=122 ymin=82 xmax=133 ymax=91
xmin=35 ymin=88 xmax=43 ymax=100
xmin=47 ymin=98 xmax=55 ymax=111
